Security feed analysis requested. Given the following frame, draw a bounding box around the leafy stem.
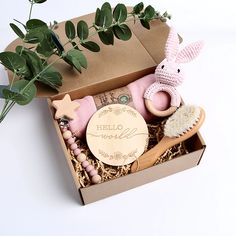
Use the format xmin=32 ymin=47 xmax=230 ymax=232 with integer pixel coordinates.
xmin=0 ymin=1 xmax=171 ymax=123
xmin=0 ymin=101 xmax=15 ymax=122
xmin=0 ymin=55 xmax=62 ymax=122
xmin=29 ymin=1 xmax=34 ymax=20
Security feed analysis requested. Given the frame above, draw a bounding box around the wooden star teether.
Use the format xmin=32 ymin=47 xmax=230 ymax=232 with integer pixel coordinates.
xmin=52 ymin=94 xmax=80 ymax=120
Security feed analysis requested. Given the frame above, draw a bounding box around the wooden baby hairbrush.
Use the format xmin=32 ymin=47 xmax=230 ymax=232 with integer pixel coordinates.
xmin=130 ymin=105 xmax=205 ymax=173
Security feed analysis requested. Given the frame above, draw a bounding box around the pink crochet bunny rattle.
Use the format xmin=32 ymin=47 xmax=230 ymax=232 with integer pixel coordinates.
xmin=144 ymin=27 xmax=204 ymax=117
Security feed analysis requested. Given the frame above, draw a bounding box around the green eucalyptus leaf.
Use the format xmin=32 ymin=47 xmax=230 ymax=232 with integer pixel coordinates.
xmin=0 ymin=85 xmax=8 ymax=98
xmin=36 ymin=41 xmax=54 ymax=57
xmin=17 ymin=46 xmax=43 ymax=77
xmin=81 ymin=41 xmax=100 ymax=52
xmin=133 ymin=2 xmax=144 ymax=14
xmin=26 ymin=19 xmax=47 ymax=30
xmin=98 ymin=29 xmax=114 ymax=45
xmin=2 ymin=80 xmax=37 ymax=105
xmin=113 ymin=4 xmax=127 ymax=23
xmin=98 ymin=8 xmax=113 ymax=28
xmin=10 ymin=23 xmax=25 ymax=39
xmin=113 ymin=24 xmax=132 ymax=41
xmin=77 ymin=20 xmax=89 ymax=40
xmin=95 ymin=8 xmax=101 ymax=26
xmin=65 ymin=21 xmax=76 ymax=40
xmin=140 ymin=19 xmax=150 ymax=29
xmin=24 ymin=24 xmax=49 ymax=44
xmin=33 ymin=0 xmax=47 ymax=3
xmin=67 ymin=49 xmax=87 ymax=69
xmin=15 ymin=46 xmax=23 ymax=55
xmin=38 ymin=67 xmax=62 ymax=90
xmin=144 ymin=5 xmax=155 ymax=20
xmin=24 ymin=30 xmax=42 ymax=43
xmin=101 ymin=2 xmax=112 ymax=12
xmin=13 ymin=47 xmax=32 ymax=78
xmin=0 ymin=51 xmax=26 ymax=72
xmin=36 ymin=32 xmax=55 ymax=57
xmin=63 ymin=54 xmax=81 ymax=73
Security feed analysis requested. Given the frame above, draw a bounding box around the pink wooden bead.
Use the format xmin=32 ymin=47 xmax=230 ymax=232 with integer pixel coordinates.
xmin=91 ymin=175 xmax=101 ymax=184
xmin=67 ymin=137 xmax=75 ymax=144
xmin=77 ymin=153 xmax=86 ymax=162
xmin=74 ymin=148 xmax=81 ymax=156
xmin=82 ymin=161 xmax=89 ymax=168
xmin=63 ymin=130 xmax=72 ymax=140
xmin=70 ymin=143 xmax=78 ymax=150
xmin=86 ymin=165 xmax=94 ymax=172
xmin=89 ymin=169 xmax=98 ymax=177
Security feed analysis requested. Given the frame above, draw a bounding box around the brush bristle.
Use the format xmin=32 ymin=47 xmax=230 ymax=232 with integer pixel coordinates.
xmin=164 ymin=105 xmax=201 ymax=137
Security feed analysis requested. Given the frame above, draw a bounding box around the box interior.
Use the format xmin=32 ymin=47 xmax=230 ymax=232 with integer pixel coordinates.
xmin=48 ymin=76 xmax=206 ymax=204
xmin=5 ymin=9 xmax=205 ymax=204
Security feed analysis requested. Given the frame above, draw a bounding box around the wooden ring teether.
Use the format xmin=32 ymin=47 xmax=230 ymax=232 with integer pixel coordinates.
xmin=144 ymin=82 xmax=180 ymax=117
xmin=145 ymin=99 xmax=177 ymax=117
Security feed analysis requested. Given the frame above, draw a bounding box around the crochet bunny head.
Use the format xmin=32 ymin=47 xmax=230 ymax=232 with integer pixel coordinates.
xmin=155 ymin=27 xmax=204 ymax=87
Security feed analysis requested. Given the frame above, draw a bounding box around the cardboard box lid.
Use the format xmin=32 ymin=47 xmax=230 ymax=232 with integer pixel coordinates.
xmin=5 ymin=10 xmax=171 ymax=98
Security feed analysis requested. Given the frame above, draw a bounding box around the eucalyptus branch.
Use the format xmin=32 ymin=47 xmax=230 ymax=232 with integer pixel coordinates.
xmin=9 ymin=2 xmax=35 ymax=91
xmin=0 ymin=1 xmax=171 ymax=123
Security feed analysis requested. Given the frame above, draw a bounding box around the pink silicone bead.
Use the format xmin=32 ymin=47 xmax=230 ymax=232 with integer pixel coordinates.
xmin=89 ymin=169 xmax=98 ymax=177
xmin=67 ymin=137 xmax=75 ymax=145
xmin=91 ymin=175 xmax=101 ymax=184
xmin=74 ymin=148 xmax=81 ymax=156
xmin=82 ymin=161 xmax=89 ymax=168
xmin=63 ymin=130 xmax=72 ymax=140
xmin=86 ymin=165 xmax=94 ymax=172
xmin=70 ymin=143 xmax=78 ymax=150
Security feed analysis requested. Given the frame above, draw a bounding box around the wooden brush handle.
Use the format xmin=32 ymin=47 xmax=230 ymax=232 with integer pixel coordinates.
xmin=131 ymin=109 xmax=205 ymax=173
xmin=131 ymin=137 xmax=174 ymax=173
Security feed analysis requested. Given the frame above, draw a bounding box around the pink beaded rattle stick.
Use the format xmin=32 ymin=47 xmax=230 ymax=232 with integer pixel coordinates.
xmin=52 ymin=94 xmax=102 ymax=184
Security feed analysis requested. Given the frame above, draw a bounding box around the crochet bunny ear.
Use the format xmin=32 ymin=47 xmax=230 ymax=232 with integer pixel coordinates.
xmin=175 ymin=41 xmax=204 ymax=63
xmin=165 ymin=27 xmax=180 ymax=61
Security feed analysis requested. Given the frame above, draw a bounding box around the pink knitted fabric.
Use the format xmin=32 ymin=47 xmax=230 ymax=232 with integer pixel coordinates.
xmin=144 ymin=27 xmax=204 ymax=107
xmin=155 ymin=59 xmax=184 ymax=86
xmin=176 ymin=41 xmax=204 ymax=64
xmin=69 ymin=74 xmax=170 ymax=137
xmin=144 ymin=82 xmax=181 ymax=107
xmin=165 ymin=27 xmax=180 ymax=62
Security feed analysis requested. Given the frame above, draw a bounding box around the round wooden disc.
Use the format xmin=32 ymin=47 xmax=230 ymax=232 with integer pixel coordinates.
xmin=86 ymin=104 xmax=149 ymax=166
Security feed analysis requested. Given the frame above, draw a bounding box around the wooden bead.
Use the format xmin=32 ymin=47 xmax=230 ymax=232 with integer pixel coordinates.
xmin=77 ymin=153 xmax=86 ymax=162
xmin=63 ymin=130 xmax=72 ymax=140
xmin=91 ymin=175 xmax=101 ymax=184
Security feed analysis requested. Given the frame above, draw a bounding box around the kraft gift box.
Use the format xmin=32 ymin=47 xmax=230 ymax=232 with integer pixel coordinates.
xmin=6 ymin=10 xmax=206 ymax=205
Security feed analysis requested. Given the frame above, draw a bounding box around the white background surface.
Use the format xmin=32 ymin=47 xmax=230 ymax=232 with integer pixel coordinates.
xmin=0 ymin=0 xmax=235 ymax=235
